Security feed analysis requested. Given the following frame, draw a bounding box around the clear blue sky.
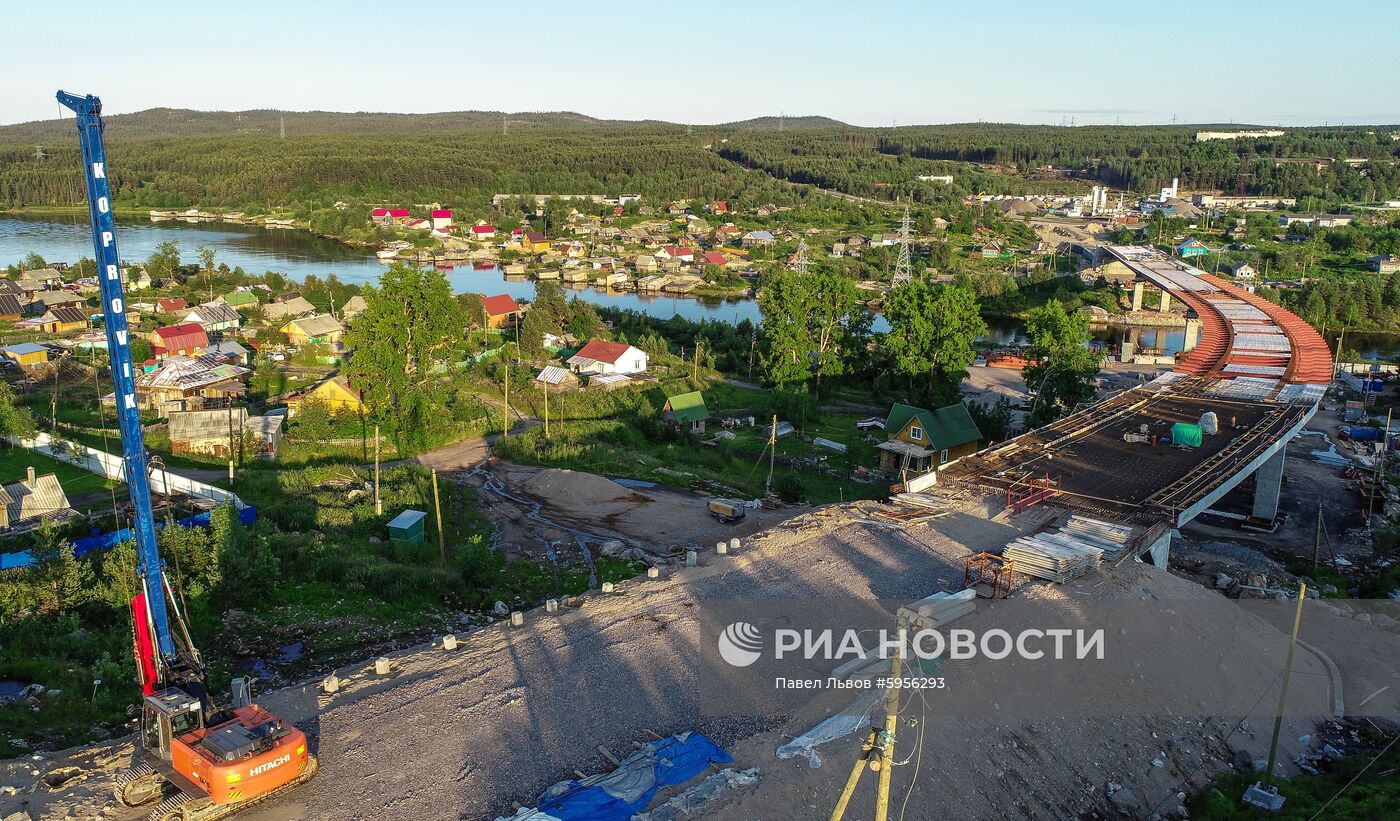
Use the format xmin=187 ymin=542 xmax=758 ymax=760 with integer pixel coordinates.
xmin=6 ymin=0 xmax=1397 ymax=127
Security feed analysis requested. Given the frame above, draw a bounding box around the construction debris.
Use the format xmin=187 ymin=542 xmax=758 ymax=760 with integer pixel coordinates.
xmin=1004 ymin=534 xmax=1104 ymax=583
xmin=898 ymin=589 xmax=977 ymax=629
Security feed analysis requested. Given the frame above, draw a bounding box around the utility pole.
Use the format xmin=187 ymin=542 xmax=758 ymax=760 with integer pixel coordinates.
xmin=502 ymin=365 xmax=510 ymax=439
xmin=226 ymin=403 xmax=236 ymax=484
xmin=431 ymin=469 xmax=445 ymax=565
xmin=1313 ymin=501 xmax=1323 ymax=573
xmin=373 ymin=423 xmax=382 ymax=516
xmin=1264 ymin=583 xmax=1307 ymax=785
xmin=693 ymin=339 xmax=702 ymax=381
xmin=543 ymin=379 xmax=550 ymax=439
xmin=766 ymin=415 xmax=777 ymax=494
xmin=829 ymin=615 xmax=905 ymax=821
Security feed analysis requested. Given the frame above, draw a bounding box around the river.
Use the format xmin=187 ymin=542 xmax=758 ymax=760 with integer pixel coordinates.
xmin=7 ymin=215 xmax=1398 ymax=358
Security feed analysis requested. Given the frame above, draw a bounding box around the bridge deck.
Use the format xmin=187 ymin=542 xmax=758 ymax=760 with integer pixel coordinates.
xmin=944 ymin=385 xmax=1308 ymax=524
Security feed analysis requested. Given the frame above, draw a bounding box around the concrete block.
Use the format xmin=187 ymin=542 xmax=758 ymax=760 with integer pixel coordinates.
xmin=545 ymin=598 xmax=559 ymax=613
xmin=374 ymin=657 xmax=390 ymax=676
xmin=729 ymin=537 xmax=740 ymax=552
xmin=716 ymin=541 xmax=728 ymax=555
xmin=685 ymin=550 xmax=698 ymax=567
xmin=601 ymin=581 xmax=615 ymax=593
xmin=510 ymin=611 xmax=524 ymax=627
xmin=321 ymin=674 xmax=340 ymax=693
xmin=647 ymin=566 xmax=660 ymax=579
xmin=442 ymin=634 xmax=457 ymax=651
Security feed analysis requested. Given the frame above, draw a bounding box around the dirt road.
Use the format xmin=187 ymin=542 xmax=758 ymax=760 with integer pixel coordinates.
xmin=12 ymin=490 xmax=1396 ymax=821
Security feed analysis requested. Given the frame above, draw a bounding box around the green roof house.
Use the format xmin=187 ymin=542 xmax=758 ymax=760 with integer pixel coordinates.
xmin=876 ymin=402 xmax=982 ymax=476
xmin=219 ymin=290 xmax=259 ymax=309
xmin=661 ymin=390 xmax=709 ymax=434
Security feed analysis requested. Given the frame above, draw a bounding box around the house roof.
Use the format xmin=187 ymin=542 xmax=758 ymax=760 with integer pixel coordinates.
xmin=701 ymin=251 xmax=726 ymax=266
xmin=341 ymin=294 xmax=368 ymax=315
xmin=885 ymin=402 xmax=981 ymax=451
xmin=3 ymin=472 xmax=71 ymax=526
xmin=206 ymin=340 xmax=248 ymax=359
xmin=284 ymin=313 xmax=344 ymax=338
xmin=153 ymin=323 xmax=209 ymax=351
xmin=431 ymin=209 xmax=453 ymax=218
xmin=44 ymin=306 xmax=88 ymax=325
xmin=220 ymin=290 xmax=259 ymax=307
xmin=37 ymin=291 xmax=85 ymax=307
xmin=262 ymin=296 xmax=317 ymax=319
xmin=0 ymin=280 xmax=21 ymax=297
xmin=662 ymin=245 xmax=693 ymax=257
xmin=470 ymin=224 xmax=496 ymax=234
xmin=1 ymin=342 xmax=48 ymax=357
xmin=663 ymin=391 xmax=708 ymax=423
xmin=744 ymin=230 xmax=775 ymax=241
xmin=481 ymin=294 xmax=520 ymax=317
xmin=570 ymin=339 xmax=635 ymax=365
xmin=137 ymin=355 xmax=249 ymax=390
xmin=158 ymin=297 xmax=188 ymax=311
xmin=0 ymin=295 xmax=22 ymax=316
xmin=186 ymin=303 xmax=241 ymax=326
xmin=536 ymin=365 xmax=573 ymax=386
xmin=524 ymin=231 xmax=547 ymax=243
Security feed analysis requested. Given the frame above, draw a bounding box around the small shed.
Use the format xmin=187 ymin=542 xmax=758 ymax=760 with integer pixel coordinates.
xmin=661 ymin=391 xmax=709 ymax=433
xmin=387 ymin=509 xmax=428 ymax=543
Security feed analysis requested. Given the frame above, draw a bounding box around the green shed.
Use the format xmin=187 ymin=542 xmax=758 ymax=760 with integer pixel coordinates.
xmin=1171 ymin=423 xmax=1203 ymax=448
xmin=387 ymin=509 xmax=428 ymax=543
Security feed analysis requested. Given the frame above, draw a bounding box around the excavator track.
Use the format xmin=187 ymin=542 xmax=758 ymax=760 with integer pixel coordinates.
xmin=114 ymin=761 xmax=165 ymax=807
xmin=147 ymin=755 xmax=319 ymax=821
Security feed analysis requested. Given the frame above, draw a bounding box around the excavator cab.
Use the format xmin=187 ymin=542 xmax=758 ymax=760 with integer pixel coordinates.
xmin=143 ymin=689 xmax=206 ymax=760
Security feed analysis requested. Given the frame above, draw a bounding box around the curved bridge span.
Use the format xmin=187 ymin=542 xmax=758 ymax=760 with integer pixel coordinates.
xmin=944 ymin=246 xmax=1333 ymax=554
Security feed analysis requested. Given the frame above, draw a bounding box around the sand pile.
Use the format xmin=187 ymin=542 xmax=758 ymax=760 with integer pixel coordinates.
xmin=521 ymin=468 xmax=652 ymax=509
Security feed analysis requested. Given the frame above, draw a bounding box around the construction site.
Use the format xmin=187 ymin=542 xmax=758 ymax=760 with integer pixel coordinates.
xmin=3 ymin=239 xmax=1398 ymax=820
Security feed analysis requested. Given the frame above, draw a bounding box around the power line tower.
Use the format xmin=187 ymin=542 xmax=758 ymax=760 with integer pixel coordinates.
xmin=890 ymin=203 xmax=913 ymax=287
xmin=32 ymin=145 xmax=46 ymax=161
xmin=279 ymin=116 xmax=286 ymax=140
xmin=792 ymin=238 xmax=809 ymax=275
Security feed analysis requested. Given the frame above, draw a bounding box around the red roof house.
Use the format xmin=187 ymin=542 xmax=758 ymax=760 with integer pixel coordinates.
xmin=431 ymin=209 xmax=454 ymax=230
xmin=470 ymin=224 xmax=497 ymax=237
xmin=157 ymin=297 xmax=188 ymax=314
xmin=372 ymin=208 xmax=412 ymax=225
xmin=152 ymin=323 xmax=210 ymax=357
xmin=701 ymin=251 xmax=727 ymax=267
xmin=479 ymin=294 xmax=520 ymax=329
xmin=711 ymin=200 xmax=730 ymax=214
xmin=658 ymin=246 xmax=694 ymax=262
xmin=566 ymin=339 xmax=649 ymax=375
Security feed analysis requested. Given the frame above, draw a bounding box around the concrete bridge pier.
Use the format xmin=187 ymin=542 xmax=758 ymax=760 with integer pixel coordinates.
xmin=1131 ymin=281 xmax=1145 ymax=311
xmin=1182 ymin=317 xmax=1200 ymax=353
xmin=1250 ymin=448 xmax=1286 ymax=522
xmin=1120 ymin=327 xmax=1138 ymax=363
xmin=1159 ymin=289 xmax=1172 ymax=312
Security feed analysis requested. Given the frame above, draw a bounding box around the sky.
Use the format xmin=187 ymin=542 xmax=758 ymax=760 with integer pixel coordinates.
xmin=5 ymin=0 xmax=1398 ymax=127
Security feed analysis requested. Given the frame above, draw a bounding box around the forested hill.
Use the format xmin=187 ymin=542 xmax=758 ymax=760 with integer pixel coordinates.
xmin=0 ymin=109 xmax=849 ymax=143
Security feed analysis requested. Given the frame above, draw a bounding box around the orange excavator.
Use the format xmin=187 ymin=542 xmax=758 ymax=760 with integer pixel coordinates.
xmin=57 ymin=90 xmax=319 ymax=821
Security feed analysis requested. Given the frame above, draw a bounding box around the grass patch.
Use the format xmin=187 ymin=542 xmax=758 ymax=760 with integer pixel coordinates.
xmin=1188 ymin=743 xmax=1400 ymax=820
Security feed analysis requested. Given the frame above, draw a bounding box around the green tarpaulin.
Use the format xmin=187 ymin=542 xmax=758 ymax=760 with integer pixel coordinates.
xmin=1171 ymin=422 xmax=1203 ymax=447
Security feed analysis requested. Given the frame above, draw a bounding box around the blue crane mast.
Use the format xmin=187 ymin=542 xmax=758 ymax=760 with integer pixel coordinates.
xmin=56 ymin=90 xmax=180 ymax=668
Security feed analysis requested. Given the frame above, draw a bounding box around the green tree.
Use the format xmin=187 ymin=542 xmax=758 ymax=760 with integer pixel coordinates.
xmin=0 ymin=382 xmax=36 ymax=440
xmin=25 ymin=521 xmax=88 ymax=616
xmin=147 ymin=240 xmax=181 ymax=280
xmin=882 ymin=282 xmax=985 ymax=405
xmin=343 ymin=264 xmax=464 ymax=436
xmin=758 ymin=269 xmax=870 ymax=390
xmin=1022 ymin=300 xmax=1100 ymax=426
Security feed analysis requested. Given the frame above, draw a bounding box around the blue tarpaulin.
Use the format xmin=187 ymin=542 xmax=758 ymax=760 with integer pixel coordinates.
xmin=0 ymin=506 xmax=256 ymax=570
xmin=529 ymin=731 xmax=732 ymax=821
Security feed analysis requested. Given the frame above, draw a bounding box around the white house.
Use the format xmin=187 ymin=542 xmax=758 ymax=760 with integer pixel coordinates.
xmin=431 ymin=209 xmax=453 ymax=231
xmin=566 ymin=339 xmax=649 ymax=375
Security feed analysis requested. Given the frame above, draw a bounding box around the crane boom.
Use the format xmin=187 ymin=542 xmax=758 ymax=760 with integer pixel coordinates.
xmin=56 ymin=90 xmax=175 ymax=665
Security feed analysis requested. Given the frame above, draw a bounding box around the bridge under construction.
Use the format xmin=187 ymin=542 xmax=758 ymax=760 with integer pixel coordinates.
xmin=944 ymin=245 xmax=1333 ymax=555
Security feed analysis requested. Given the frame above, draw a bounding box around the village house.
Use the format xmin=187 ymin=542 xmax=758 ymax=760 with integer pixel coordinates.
xmin=38 ymin=306 xmax=89 ymax=334
xmin=479 ymin=294 xmax=520 ymax=329
xmin=709 ymin=200 xmax=730 ymax=214
xmin=262 ymin=296 xmax=317 ymax=321
xmin=522 ymin=231 xmax=551 ymax=253
xmin=656 ymin=246 xmax=695 ymax=263
xmin=1174 ymin=238 xmax=1210 ymax=259
xmin=660 ymin=391 xmax=708 ymax=434
xmin=1367 ymin=254 xmax=1400 ymax=274
xmin=280 ymin=314 xmax=344 ymax=348
xmin=340 ymin=294 xmax=368 ymax=320
xmin=0 ymin=342 xmax=50 ymax=370
xmin=567 ymin=339 xmax=649 ymax=376
xmin=371 ymin=207 xmax=412 ymax=226
xmin=205 ymin=339 xmax=250 ymax=365
xmin=129 ymin=356 xmax=249 ymax=416
xmin=699 ymin=251 xmax=727 ymax=268
xmin=469 ymin=223 xmax=497 ymax=241
xmin=152 ymin=323 xmax=210 ymax=358
xmin=157 ymin=296 xmax=188 ymax=314
xmin=1224 ymin=262 xmax=1258 ymax=281
xmin=1278 ymin=213 xmax=1354 ymax=229
xmin=0 ymin=294 xmax=22 ymax=321
xmin=121 ymin=266 xmax=152 ymax=291
xmin=181 ymin=303 xmax=241 ymax=335
xmin=217 ymin=290 xmax=259 ymax=309
xmin=431 ymin=209 xmax=454 ymax=231
xmin=741 ymin=230 xmax=776 ymax=249
xmin=168 ymin=407 xmax=283 ymax=458
xmin=30 ymin=290 xmax=86 ymax=316
xmin=535 ymin=365 xmax=578 ymax=388
xmin=285 ymin=375 xmax=365 ymax=417
xmin=875 ymin=402 xmax=982 ymax=476
xmin=634 ymin=254 xmax=658 ymax=274
xmin=0 ymin=468 xmax=74 ymax=533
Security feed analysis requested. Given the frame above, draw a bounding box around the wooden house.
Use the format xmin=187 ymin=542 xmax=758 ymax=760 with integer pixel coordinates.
xmin=875 ymin=402 xmax=982 ymax=476
xmin=661 ymin=391 xmax=709 ymax=434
